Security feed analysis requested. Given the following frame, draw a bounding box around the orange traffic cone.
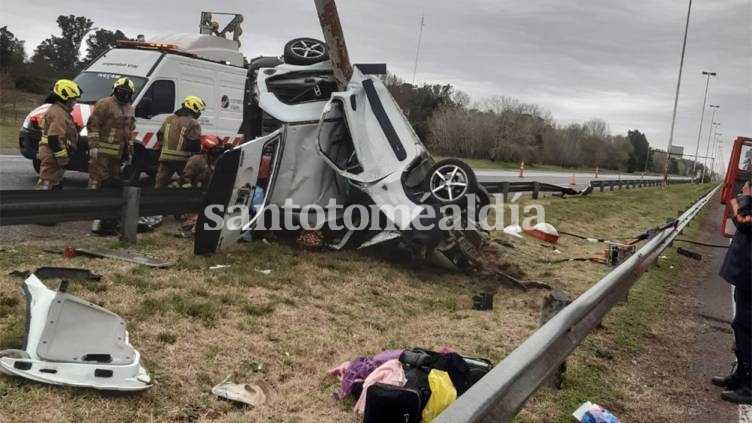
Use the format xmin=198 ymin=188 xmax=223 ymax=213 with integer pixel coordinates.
xmin=519 ymin=160 xmax=525 ymax=178
xmin=569 ymin=173 xmax=577 ymax=185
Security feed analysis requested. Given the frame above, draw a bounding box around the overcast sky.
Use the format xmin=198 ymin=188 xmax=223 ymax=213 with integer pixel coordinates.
xmin=3 ymin=0 xmax=750 ymax=168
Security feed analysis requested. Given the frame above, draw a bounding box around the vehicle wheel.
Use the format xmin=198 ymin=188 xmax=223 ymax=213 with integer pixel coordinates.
xmin=32 ymin=159 xmax=41 ymax=174
xmin=283 ymin=38 xmax=329 ymax=65
xmin=424 ymin=159 xmax=478 ymax=206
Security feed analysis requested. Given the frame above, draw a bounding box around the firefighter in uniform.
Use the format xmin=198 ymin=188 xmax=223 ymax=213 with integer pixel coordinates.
xmin=36 ymin=79 xmax=82 ymax=190
xmin=154 ymin=96 xmax=205 ymax=189
xmin=87 ymin=77 xmax=136 ymax=188
xmin=179 ymin=137 xmax=226 ymax=188
xmin=87 ymin=77 xmax=136 ymax=234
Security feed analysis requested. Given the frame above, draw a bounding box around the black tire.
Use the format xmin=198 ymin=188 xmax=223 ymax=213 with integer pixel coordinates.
xmin=32 ymin=159 xmax=41 ymax=174
xmin=424 ymin=159 xmax=478 ymax=206
xmin=283 ymin=38 xmax=329 ymax=65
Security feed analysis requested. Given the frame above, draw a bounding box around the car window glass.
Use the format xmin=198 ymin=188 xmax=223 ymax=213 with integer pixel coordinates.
xmin=739 ymin=145 xmax=752 ymax=171
xmin=319 ymin=101 xmax=363 ymax=175
xmin=74 ymin=72 xmax=147 ymax=104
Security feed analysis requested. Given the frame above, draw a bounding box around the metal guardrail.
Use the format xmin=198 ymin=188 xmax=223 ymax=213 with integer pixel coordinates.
xmin=435 ymin=184 xmax=720 ymax=423
xmin=0 ymin=188 xmax=203 ymax=226
xmin=0 ymin=177 xmax=696 ymax=226
xmin=481 ymin=178 xmax=691 ymax=199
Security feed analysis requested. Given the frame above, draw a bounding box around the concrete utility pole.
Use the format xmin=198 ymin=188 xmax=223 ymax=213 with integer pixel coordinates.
xmin=314 ymin=0 xmax=353 ymax=90
xmin=691 ymin=71 xmax=716 ymax=179
xmin=663 ymin=0 xmax=693 ymax=183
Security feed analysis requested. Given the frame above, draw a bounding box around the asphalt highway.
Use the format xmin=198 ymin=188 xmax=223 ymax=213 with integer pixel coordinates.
xmin=0 ymin=154 xmax=687 ymax=191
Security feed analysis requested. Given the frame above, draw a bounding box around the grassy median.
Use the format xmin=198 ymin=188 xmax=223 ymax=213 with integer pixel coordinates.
xmin=0 ymin=183 xmax=711 ymax=422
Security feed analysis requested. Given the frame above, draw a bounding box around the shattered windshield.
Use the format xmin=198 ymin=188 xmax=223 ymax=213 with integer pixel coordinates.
xmin=74 ymin=72 xmax=147 ymax=104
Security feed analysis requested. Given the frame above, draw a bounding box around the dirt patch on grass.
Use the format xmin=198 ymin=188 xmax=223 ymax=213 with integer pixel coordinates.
xmin=0 ymin=184 xmax=712 ymax=422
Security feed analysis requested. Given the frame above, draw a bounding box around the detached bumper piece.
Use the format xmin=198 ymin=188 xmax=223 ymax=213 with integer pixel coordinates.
xmin=0 ymin=275 xmax=152 ymax=391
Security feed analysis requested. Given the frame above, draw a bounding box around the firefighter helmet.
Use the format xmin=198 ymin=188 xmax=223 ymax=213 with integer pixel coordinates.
xmin=52 ymin=79 xmax=82 ymax=101
xmin=113 ymin=77 xmax=135 ymax=92
xmin=182 ymin=96 xmax=206 ymax=114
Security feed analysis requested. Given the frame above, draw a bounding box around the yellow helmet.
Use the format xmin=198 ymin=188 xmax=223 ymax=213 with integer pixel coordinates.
xmin=113 ymin=77 xmax=134 ymax=92
xmin=52 ymin=79 xmax=82 ymax=101
xmin=182 ymin=95 xmax=206 ymax=114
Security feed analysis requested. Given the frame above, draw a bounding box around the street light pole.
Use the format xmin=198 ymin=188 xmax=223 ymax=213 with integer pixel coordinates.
xmin=700 ymin=104 xmax=720 ymax=182
xmin=663 ymin=0 xmax=693 ymax=183
xmin=644 ymin=148 xmax=653 ymax=174
xmin=690 ymin=71 xmax=717 ymax=180
xmin=710 ymin=134 xmax=722 ymax=180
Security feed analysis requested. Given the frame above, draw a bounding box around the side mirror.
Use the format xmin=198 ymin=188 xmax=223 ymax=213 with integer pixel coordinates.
xmin=135 ymin=98 xmax=153 ymax=119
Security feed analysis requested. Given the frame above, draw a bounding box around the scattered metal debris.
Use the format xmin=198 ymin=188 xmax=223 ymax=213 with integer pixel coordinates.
xmin=502 ymin=224 xmax=524 ymax=239
xmin=8 ymin=267 xmax=101 ymax=281
xmin=0 ymin=274 xmax=151 ymax=391
xmin=254 ymin=268 xmax=272 ymax=275
xmin=677 ymin=247 xmax=702 ymax=261
xmin=209 ymin=265 xmax=231 ymax=270
xmin=472 ymin=293 xmax=494 ymax=311
xmin=494 ymin=269 xmax=552 ymax=291
xmin=137 ymin=215 xmax=163 ymax=233
xmin=211 ymin=375 xmax=268 ymax=407
xmin=74 ymin=248 xmax=174 ymax=268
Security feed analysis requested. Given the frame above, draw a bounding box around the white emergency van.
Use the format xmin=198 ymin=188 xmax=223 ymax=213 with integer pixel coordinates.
xmin=19 ymin=24 xmax=251 ymax=180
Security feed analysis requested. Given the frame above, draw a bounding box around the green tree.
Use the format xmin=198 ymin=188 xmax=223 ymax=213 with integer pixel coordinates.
xmin=383 ymin=73 xmax=458 ymax=140
xmin=31 ymin=15 xmax=93 ymax=75
xmin=85 ymin=28 xmax=128 ymax=63
xmin=626 ymin=129 xmax=649 ymax=173
xmin=0 ymin=26 xmax=26 ymax=69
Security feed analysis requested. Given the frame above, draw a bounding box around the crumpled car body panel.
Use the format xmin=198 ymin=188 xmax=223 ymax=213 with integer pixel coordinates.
xmin=0 ymin=275 xmax=151 ymax=391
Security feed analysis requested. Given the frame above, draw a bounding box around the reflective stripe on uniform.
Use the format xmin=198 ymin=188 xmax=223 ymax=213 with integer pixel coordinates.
xmin=98 ymin=129 xmax=121 ymax=156
xmin=159 ymin=123 xmax=191 ymax=161
xmin=54 ymin=149 xmax=68 ymax=158
xmin=176 ymin=127 xmax=187 ymax=152
xmin=98 ymin=144 xmax=121 ymax=156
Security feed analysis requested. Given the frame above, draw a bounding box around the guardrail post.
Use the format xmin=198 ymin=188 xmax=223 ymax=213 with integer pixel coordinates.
xmin=596 ymin=181 xmax=604 ymax=192
xmin=501 ymin=181 xmax=510 ymax=202
xmin=540 ymin=291 xmax=572 ymax=388
xmin=609 ymin=181 xmax=614 ymax=192
xmin=532 ymin=181 xmax=540 ymax=200
xmin=120 ymin=186 xmax=140 ymax=245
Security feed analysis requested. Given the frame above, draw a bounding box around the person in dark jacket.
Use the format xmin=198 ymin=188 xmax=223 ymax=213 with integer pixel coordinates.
xmin=714 ymin=181 xmax=752 ymax=404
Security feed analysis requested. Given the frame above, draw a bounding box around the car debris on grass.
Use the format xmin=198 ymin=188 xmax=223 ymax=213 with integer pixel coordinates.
xmin=0 ymin=274 xmax=151 ymax=391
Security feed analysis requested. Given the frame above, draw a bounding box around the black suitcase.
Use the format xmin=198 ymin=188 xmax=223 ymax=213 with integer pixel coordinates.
xmin=363 ymin=383 xmax=423 ymax=423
